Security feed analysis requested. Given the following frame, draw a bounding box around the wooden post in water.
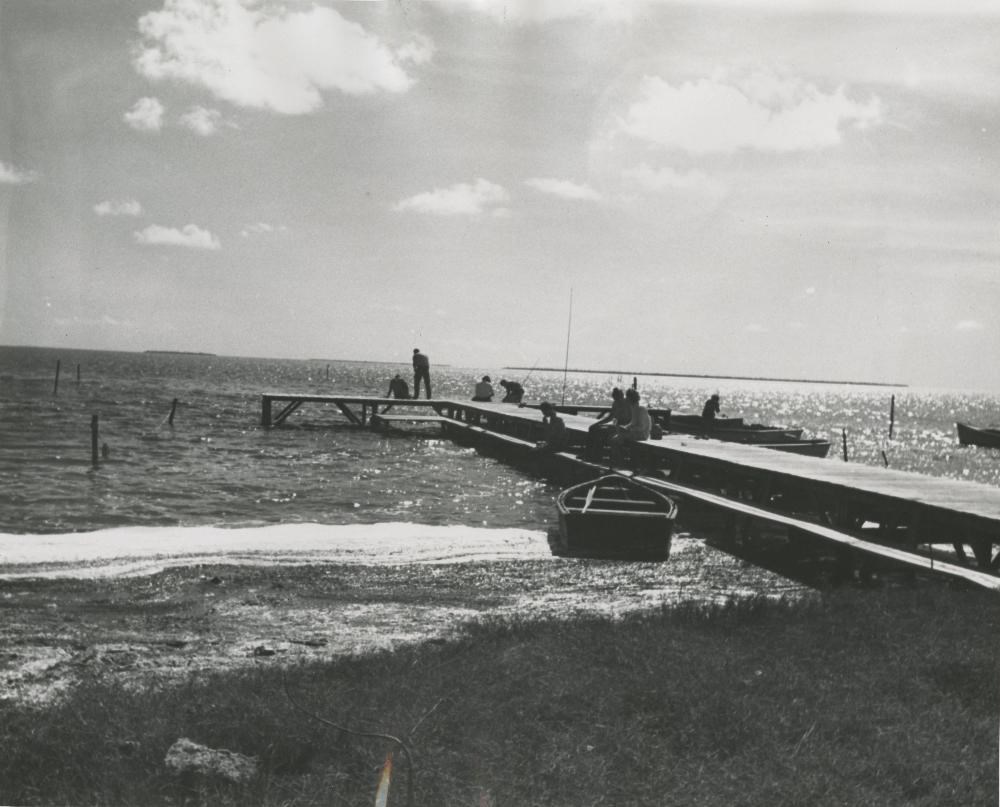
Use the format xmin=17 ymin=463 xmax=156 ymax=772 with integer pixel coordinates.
xmin=76 ymin=364 xmax=81 ymax=384
xmin=888 ymin=394 xmax=895 ymax=440
xmin=91 ymin=414 xmax=99 ymax=467
xmin=53 ymin=360 xmax=61 ymax=395
xmin=168 ymin=398 xmax=179 ymax=426
xmin=841 ymin=429 xmax=849 ymax=462
xmin=632 ymin=377 xmax=637 ymax=391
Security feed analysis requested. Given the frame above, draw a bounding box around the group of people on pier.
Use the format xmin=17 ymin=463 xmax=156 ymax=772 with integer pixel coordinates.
xmin=382 ymin=349 xmax=684 ymax=465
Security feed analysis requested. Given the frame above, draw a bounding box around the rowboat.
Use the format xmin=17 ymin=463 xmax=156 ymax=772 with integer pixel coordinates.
xmin=554 ymin=474 xmax=677 ymax=560
xmin=956 ymin=422 xmax=1000 ymax=449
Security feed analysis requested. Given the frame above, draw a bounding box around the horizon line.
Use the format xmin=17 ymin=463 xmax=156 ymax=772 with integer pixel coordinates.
xmin=504 ymin=366 xmax=908 ymax=388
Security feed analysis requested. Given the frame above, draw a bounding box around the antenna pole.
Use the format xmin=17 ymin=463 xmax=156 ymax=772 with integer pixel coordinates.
xmin=561 ymin=288 xmax=573 ymax=405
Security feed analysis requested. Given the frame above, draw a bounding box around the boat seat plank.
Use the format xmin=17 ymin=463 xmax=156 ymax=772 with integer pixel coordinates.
xmin=565 ymin=507 xmax=664 ymax=517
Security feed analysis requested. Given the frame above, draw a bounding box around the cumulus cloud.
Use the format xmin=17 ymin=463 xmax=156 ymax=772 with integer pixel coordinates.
xmin=525 ymin=177 xmax=602 ymax=201
xmin=623 ymin=163 xmax=726 ymax=197
xmin=133 ymin=0 xmax=429 ymax=115
xmin=94 ymin=199 xmax=144 ymax=217
xmin=179 ymin=106 xmax=225 ymax=135
xmin=954 ymin=319 xmax=984 ymax=331
xmin=618 ymin=72 xmax=882 ymax=154
xmin=134 ymin=223 xmax=221 ymax=249
xmin=393 ymin=178 xmax=509 ymax=216
xmin=124 ymin=97 xmax=165 ymax=132
xmin=0 ymin=161 xmax=38 ymax=184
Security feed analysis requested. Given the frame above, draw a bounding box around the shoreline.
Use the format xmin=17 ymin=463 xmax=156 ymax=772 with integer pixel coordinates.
xmin=0 ymin=527 xmax=805 ymax=704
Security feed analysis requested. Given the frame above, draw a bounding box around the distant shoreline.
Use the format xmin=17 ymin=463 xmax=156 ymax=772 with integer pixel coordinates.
xmin=504 ymin=367 xmax=907 ymax=387
xmin=144 ymin=350 xmax=217 ymax=357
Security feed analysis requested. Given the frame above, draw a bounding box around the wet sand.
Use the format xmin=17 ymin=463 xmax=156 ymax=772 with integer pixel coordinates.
xmin=0 ymin=524 xmax=805 ymax=703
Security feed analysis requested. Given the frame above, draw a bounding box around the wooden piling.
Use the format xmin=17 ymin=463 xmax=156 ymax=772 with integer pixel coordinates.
xmin=91 ymin=414 xmax=99 ymax=467
xmin=888 ymin=394 xmax=895 ymax=440
xmin=53 ymin=360 xmax=61 ymax=396
xmin=168 ymin=398 xmax=179 ymax=426
xmin=841 ymin=429 xmax=848 ymax=462
xmin=76 ymin=363 xmax=81 ymax=384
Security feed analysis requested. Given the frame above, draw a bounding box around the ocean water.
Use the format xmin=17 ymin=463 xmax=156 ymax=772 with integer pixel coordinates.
xmin=2 ymin=345 xmax=999 ymax=537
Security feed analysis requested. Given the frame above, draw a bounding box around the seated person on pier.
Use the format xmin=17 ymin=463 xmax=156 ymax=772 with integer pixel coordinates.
xmin=609 ymin=388 xmax=651 ymax=466
xmin=499 ymin=378 xmax=524 ymax=404
xmin=701 ymin=393 xmax=721 ymax=425
xmin=382 ymin=373 xmax=410 ymax=413
xmin=583 ymin=387 xmax=630 ymax=460
xmin=472 ymin=375 xmax=494 ymax=402
xmin=534 ymin=401 xmax=569 ymax=453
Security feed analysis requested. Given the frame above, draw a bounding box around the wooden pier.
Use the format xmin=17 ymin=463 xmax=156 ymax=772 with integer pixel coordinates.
xmin=260 ymin=392 xmax=1000 ymax=590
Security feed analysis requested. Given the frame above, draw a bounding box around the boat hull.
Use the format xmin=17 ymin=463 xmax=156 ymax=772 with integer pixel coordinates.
xmin=956 ymin=422 xmax=1000 ymax=449
xmin=555 ymin=475 xmax=677 ymax=560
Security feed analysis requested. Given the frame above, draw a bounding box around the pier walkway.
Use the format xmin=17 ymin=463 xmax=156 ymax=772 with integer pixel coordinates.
xmin=260 ymin=392 xmax=1000 ymax=589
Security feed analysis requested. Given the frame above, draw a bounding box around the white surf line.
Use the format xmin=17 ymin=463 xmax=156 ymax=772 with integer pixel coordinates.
xmin=0 ymin=523 xmax=551 ymax=580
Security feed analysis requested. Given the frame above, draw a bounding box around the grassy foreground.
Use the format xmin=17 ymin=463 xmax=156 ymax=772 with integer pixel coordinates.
xmin=1 ymin=587 xmax=997 ymax=806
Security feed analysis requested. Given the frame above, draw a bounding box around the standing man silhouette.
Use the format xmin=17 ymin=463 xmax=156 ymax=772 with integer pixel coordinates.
xmin=412 ymin=348 xmax=432 ymax=399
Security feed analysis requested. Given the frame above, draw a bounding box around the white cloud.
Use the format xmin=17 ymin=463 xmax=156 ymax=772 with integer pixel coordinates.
xmin=618 ymin=72 xmax=882 ymax=154
xmin=134 ymin=0 xmax=427 ymax=115
xmin=0 ymin=161 xmax=38 ymax=184
xmin=745 ymin=323 xmax=769 ymax=333
xmin=623 ymin=163 xmax=727 ymax=197
xmin=179 ymin=106 xmax=224 ymax=136
xmin=94 ymin=199 xmax=144 ymax=217
xmin=393 ymin=178 xmax=509 ymax=216
xmin=954 ymin=319 xmax=984 ymax=331
xmin=240 ymin=222 xmax=288 ymax=237
xmin=124 ymin=97 xmax=165 ymax=132
xmin=134 ymin=223 xmax=221 ymax=249
xmin=525 ymin=177 xmax=602 ymax=201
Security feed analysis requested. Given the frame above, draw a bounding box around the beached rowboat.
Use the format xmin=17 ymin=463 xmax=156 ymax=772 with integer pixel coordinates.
xmin=554 ymin=474 xmax=678 ymax=560
xmin=956 ymin=422 xmax=1000 ymax=449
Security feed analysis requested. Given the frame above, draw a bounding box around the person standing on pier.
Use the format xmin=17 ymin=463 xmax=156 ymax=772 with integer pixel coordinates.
xmin=412 ymin=348 xmax=432 ymax=399
xmin=701 ymin=393 xmax=721 ymax=425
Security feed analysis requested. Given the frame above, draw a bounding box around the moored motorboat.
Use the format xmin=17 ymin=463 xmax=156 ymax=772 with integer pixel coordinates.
xmin=554 ymin=474 xmax=677 ymax=560
xmin=956 ymin=422 xmax=1000 ymax=449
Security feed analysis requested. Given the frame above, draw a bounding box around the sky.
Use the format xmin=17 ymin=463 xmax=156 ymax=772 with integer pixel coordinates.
xmin=0 ymin=0 xmax=998 ymax=390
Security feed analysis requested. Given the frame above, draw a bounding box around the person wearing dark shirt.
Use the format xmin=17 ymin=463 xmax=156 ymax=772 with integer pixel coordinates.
xmin=381 ymin=373 xmax=410 ymax=413
xmin=386 ymin=374 xmax=410 ymax=399
xmin=498 ymin=379 xmax=524 ymax=404
xmin=535 ymin=401 xmax=569 ymax=453
xmin=412 ymin=348 xmax=431 ymax=399
xmin=702 ymin=393 xmax=721 ymax=424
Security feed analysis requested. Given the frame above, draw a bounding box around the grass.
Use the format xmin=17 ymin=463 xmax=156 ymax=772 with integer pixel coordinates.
xmin=0 ymin=587 xmax=997 ymax=806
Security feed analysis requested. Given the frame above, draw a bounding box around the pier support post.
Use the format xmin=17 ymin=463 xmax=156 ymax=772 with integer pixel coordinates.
xmin=261 ymin=396 xmax=272 ymax=428
xmin=91 ymin=414 xmax=99 ymax=467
